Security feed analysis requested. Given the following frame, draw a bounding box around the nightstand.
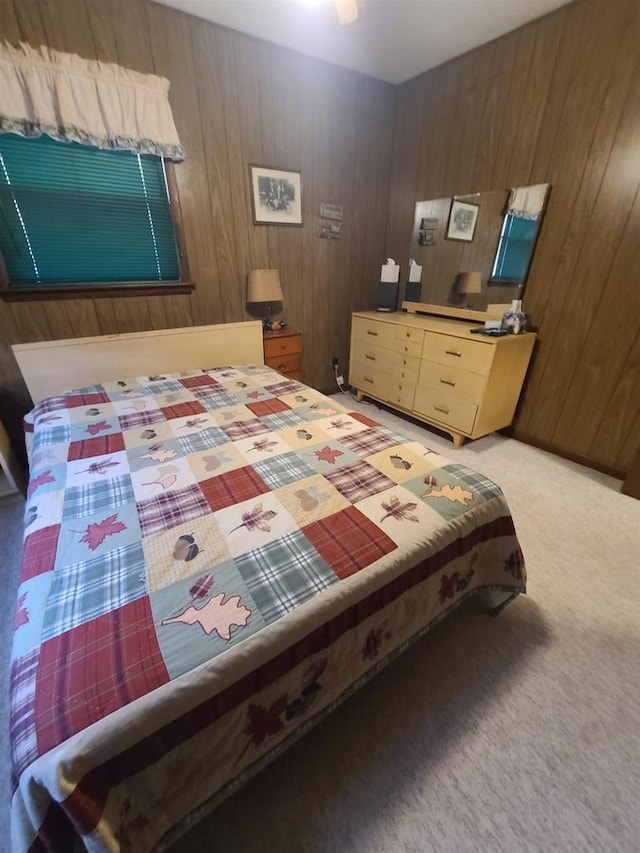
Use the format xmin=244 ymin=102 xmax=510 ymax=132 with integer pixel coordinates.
xmin=263 ymin=329 xmax=303 ymax=381
xmin=0 ymin=418 xmax=25 ymax=497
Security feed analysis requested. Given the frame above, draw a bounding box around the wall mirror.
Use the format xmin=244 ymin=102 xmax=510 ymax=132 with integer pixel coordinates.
xmin=406 ymin=183 xmax=549 ymax=314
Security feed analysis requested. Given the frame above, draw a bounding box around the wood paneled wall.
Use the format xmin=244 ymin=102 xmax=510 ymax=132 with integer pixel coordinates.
xmin=0 ymin=0 xmax=395 ymax=455
xmin=385 ymin=0 xmax=640 ymax=476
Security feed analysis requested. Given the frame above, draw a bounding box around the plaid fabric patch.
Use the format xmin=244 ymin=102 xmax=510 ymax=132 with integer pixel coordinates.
xmin=67 ymin=433 xmax=126 ymax=461
xmin=197 ymin=391 xmax=241 ymax=410
xmin=441 ymin=464 xmax=503 ymax=500
xmin=263 ymin=380 xmax=303 ymax=396
xmin=245 ymin=398 xmax=291 ymax=417
xmin=34 ymin=597 xmax=169 ymax=759
xmin=136 ymin=484 xmax=210 ymax=537
xmin=324 ymin=460 xmax=395 ymax=504
xmin=30 ymin=396 xmax=67 ymax=417
xmin=64 ymin=392 xmax=111 ymax=409
xmin=190 ymin=384 xmax=227 ymax=399
xmin=62 ymin=475 xmax=135 ymax=519
xmin=303 ymin=505 xmax=396 ymax=578
xmin=117 ymin=410 xmax=165 ymax=432
xmin=161 ymin=401 xmax=207 ymax=420
xmin=260 ymin=410 xmax=307 ymax=431
xmin=177 ymin=427 xmax=228 ymax=455
xmin=221 ymin=419 xmax=270 ymax=442
xmin=10 ymin=649 xmax=39 ymax=783
xmin=141 ymin=380 xmax=184 ymax=394
xmin=179 ymin=374 xmax=218 ymax=389
xmin=234 ymin=531 xmax=337 ymax=623
xmin=339 ymin=427 xmax=398 ymax=458
xmin=41 ymin=543 xmax=146 ymax=640
xmin=347 ymin=411 xmax=381 ymax=428
xmin=32 ymin=426 xmax=71 ymax=451
xmin=21 ymin=526 xmax=60 ymax=582
xmin=199 ymin=466 xmax=269 ymax=512
xmin=253 ymin=451 xmax=318 ymax=490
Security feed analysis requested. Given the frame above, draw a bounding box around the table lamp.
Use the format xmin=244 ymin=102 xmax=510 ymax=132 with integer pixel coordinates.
xmin=247 ymin=269 xmax=284 ymax=330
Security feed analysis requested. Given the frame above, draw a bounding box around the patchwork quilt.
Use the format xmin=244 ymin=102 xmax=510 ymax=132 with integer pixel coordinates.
xmin=10 ymin=365 xmax=526 ymax=852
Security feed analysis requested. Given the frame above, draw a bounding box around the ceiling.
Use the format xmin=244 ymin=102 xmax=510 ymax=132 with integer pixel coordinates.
xmin=154 ymin=0 xmax=573 ymax=84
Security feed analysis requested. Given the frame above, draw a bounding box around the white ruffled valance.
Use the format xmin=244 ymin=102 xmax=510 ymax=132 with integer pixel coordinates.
xmin=507 ymin=183 xmax=549 ymax=220
xmin=0 ymin=42 xmax=184 ymax=160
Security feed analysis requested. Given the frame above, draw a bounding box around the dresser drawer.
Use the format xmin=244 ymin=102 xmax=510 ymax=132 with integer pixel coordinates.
xmin=395 ymin=325 xmax=425 ymax=346
xmin=393 ymin=338 xmax=423 ymax=359
xmin=418 ymin=360 xmax=487 ymax=403
xmin=414 ymin=386 xmax=478 ymax=434
xmin=388 ymin=380 xmax=417 ymax=411
xmin=264 ymin=333 xmax=302 ymax=359
xmin=422 ymin=333 xmax=494 ymax=376
xmin=389 ymin=351 xmax=421 ymax=374
xmin=265 ymin=352 xmax=301 ymax=376
xmin=350 ymin=360 xmax=391 ymax=399
xmin=352 ymin=316 xmax=396 ymax=350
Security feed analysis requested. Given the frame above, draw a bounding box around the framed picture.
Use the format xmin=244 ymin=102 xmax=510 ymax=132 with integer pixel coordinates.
xmin=446 ymin=200 xmax=479 ymax=242
xmin=249 ymin=165 xmax=303 ymax=226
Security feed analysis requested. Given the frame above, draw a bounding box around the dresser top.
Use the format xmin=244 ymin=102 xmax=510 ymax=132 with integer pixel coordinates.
xmin=352 ymin=310 xmax=534 ymax=345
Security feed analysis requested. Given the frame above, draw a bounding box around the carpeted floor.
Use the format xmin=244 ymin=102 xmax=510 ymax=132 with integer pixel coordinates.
xmin=2 ymin=395 xmax=639 ymax=852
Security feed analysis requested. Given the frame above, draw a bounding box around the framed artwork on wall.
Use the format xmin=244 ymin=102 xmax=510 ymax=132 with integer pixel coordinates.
xmin=249 ymin=165 xmax=303 ymax=226
xmin=446 ymin=199 xmax=479 ymax=242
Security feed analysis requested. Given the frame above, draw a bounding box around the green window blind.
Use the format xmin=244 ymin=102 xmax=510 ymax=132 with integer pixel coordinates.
xmin=0 ymin=134 xmax=180 ymax=287
xmin=491 ymin=213 xmax=538 ymax=283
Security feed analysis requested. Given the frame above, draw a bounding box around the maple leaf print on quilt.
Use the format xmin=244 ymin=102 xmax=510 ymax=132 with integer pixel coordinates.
xmin=14 ymin=593 xmax=29 ymax=630
xmin=229 ymin=504 xmax=278 ymax=534
xmin=78 ymin=513 xmax=127 ymax=551
xmin=162 ymin=593 xmax=251 ymax=640
xmin=27 ymin=470 xmax=55 ymax=498
xmin=379 ymin=495 xmax=419 ymax=524
xmin=85 ymin=420 xmax=111 ymax=436
xmin=244 ymin=697 xmax=288 ymax=746
xmin=315 ymin=446 xmax=343 ymax=465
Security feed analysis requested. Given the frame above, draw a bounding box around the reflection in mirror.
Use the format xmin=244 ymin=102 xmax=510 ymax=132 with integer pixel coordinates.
xmin=408 ymin=184 xmax=549 ymax=311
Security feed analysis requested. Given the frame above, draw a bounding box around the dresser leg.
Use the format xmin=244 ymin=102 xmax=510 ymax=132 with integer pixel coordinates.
xmin=452 ymin=433 xmax=465 ymax=449
xmin=355 ymin=389 xmax=364 ymax=402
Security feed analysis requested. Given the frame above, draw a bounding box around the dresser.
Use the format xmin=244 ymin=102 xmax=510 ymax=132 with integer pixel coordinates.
xmin=263 ymin=328 xmax=303 ymax=381
xmin=349 ymin=311 xmax=535 ymax=447
xmin=0 ymin=417 xmax=25 ymax=497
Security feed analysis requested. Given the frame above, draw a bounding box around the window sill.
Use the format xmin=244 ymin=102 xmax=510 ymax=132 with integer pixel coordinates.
xmin=487 ymin=278 xmax=524 ymax=287
xmin=0 ymin=282 xmax=196 ymax=301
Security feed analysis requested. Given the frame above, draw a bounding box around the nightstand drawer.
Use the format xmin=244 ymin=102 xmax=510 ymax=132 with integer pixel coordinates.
xmin=413 ymin=386 xmax=478 ymax=434
xmin=422 ymin=333 xmax=494 ymax=376
xmin=266 ymin=352 xmax=301 ymax=376
xmin=264 ymin=334 xmax=302 ymax=359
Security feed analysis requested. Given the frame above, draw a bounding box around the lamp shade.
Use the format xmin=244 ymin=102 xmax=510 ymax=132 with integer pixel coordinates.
xmin=247 ymin=269 xmax=283 ymax=303
xmin=456 ymin=271 xmax=482 ymax=294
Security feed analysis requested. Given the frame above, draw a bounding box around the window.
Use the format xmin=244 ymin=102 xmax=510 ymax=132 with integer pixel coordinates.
xmin=491 ymin=213 xmax=540 ymax=284
xmin=0 ymin=134 xmax=190 ymax=298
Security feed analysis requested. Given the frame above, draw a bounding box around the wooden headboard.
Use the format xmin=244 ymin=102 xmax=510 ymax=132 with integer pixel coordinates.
xmin=12 ymin=321 xmax=264 ymax=405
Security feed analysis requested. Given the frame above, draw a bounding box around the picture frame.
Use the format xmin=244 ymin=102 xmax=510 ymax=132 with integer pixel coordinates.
xmin=446 ymin=199 xmax=479 ymax=242
xmin=249 ymin=164 xmax=303 ymax=226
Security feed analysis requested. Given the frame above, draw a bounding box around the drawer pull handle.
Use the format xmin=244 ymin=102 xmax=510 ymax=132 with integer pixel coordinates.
xmin=440 ymin=378 xmax=456 ymax=387
xmin=445 ymin=349 xmax=462 ymax=357
xmin=367 ymin=330 xmax=378 ymax=336
xmin=403 ymin=359 xmax=407 ymax=365
xmin=364 ymin=376 xmax=374 ymax=383
xmin=434 ymin=404 xmax=450 ymax=414
xmin=406 ymin=332 xmax=410 ymax=338
xmin=280 ymin=344 xmax=287 ymax=351
xmin=365 ymin=354 xmax=376 ymax=360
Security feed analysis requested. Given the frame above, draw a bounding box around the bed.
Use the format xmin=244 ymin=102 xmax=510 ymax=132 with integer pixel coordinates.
xmin=9 ymin=321 xmax=527 ymax=852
